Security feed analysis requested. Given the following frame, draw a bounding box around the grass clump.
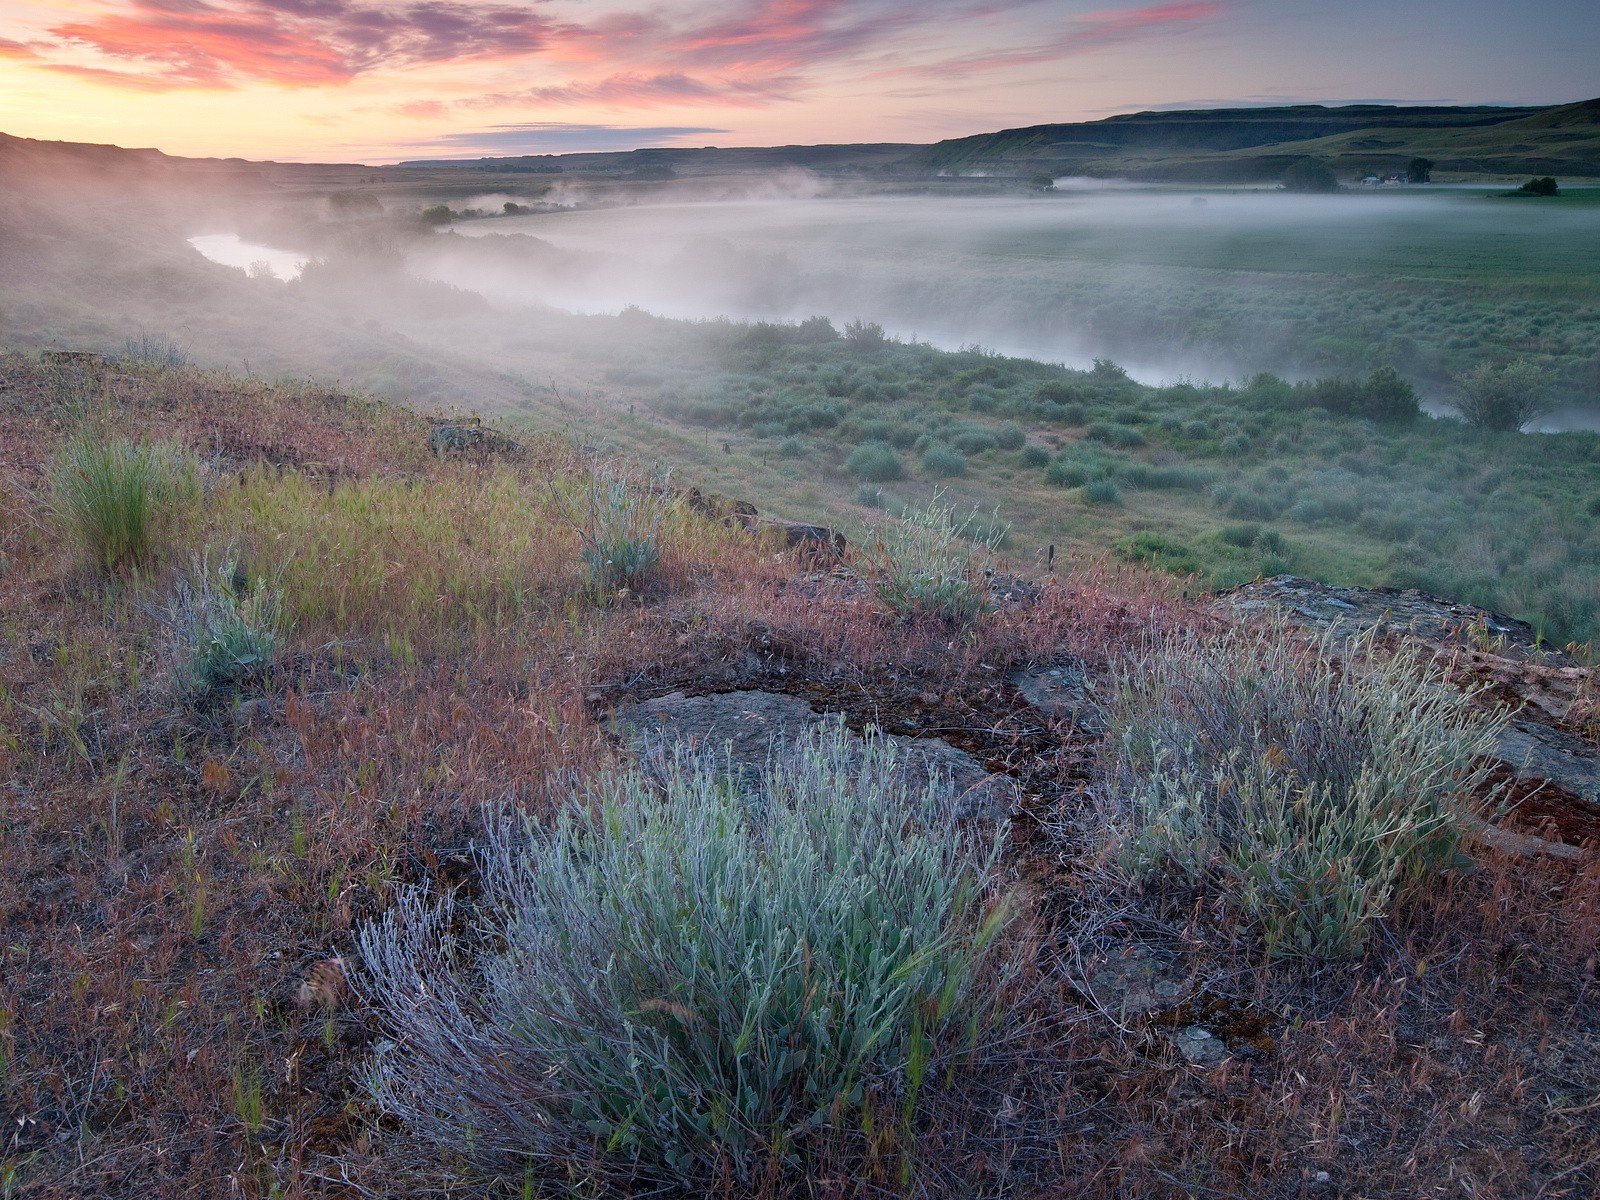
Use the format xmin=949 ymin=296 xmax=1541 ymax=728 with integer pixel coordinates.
xmin=575 ymin=464 xmax=672 ymax=598
xmin=357 ymin=723 xmax=1011 ymax=1191
xmin=169 ymin=546 xmax=285 ymax=696
xmin=871 ymin=491 xmax=1005 ymax=624
xmin=1099 ymin=624 xmax=1506 ymax=960
xmin=845 ymin=438 xmax=904 ymax=481
xmin=50 ymin=430 xmax=198 ymax=573
xmin=920 ymin=442 xmax=967 ymax=477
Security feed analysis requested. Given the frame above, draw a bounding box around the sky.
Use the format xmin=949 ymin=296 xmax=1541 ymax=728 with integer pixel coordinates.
xmin=0 ymin=0 xmax=1595 ymax=163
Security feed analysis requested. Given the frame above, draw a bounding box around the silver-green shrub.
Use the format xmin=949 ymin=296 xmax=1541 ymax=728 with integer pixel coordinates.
xmin=871 ymin=491 xmax=1005 ymax=624
xmin=356 ymin=723 xmax=1012 ymax=1189
xmin=1099 ymin=624 xmax=1506 ymax=960
xmin=169 ymin=546 xmax=284 ymax=695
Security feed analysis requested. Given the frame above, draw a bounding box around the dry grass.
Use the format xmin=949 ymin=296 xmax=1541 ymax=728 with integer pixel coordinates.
xmin=1 ymin=352 xmax=1595 ymax=1199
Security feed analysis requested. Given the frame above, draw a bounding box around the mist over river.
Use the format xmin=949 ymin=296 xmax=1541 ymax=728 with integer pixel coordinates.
xmin=193 ymin=187 xmax=1600 ymax=430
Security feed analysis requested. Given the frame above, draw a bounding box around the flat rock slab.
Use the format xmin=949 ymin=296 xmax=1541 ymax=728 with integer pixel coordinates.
xmin=607 ymin=689 xmax=1015 ymax=822
xmin=1223 ymin=575 xmax=1563 ymax=662
xmin=1008 ymin=658 xmax=1101 ymax=733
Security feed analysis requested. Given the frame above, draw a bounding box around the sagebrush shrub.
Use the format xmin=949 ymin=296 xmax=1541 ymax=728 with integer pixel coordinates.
xmin=169 ymin=546 xmax=285 ymax=695
xmin=51 ymin=430 xmax=198 ymax=573
xmin=1098 ymin=624 xmax=1506 ymax=959
xmin=357 ymin=723 xmax=1011 ymax=1189
xmin=871 ymin=491 xmax=1004 ymax=623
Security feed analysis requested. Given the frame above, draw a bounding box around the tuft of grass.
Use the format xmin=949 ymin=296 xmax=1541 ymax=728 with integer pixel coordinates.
xmin=357 ymin=723 xmax=1011 ymax=1190
xmin=573 ymin=464 xmax=672 ymax=599
xmin=50 ymin=430 xmax=198 ymax=574
xmin=1098 ymin=624 xmax=1507 ymax=959
xmin=168 ymin=545 xmax=285 ymax=696
xmin=870 ymin=491 xmax=1005 ymax=624
xmin=845 ymin=439 xmax=904 ymax=481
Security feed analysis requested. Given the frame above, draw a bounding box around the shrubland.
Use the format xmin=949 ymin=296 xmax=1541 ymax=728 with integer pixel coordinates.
xmin=2 ymin=350 xmax=1598 ymax=1199
xmin=653 ymin=324 xmax=1600 ymax=644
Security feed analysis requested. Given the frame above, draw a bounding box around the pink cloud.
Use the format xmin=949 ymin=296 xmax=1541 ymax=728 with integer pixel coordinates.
xmin=46 ymin=0 xmax=556 ymax=89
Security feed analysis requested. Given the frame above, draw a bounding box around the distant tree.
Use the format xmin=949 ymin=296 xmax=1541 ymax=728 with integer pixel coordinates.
xmin=1517 ymin=176 xmax=1560 ymax=196
xmin=1407 ymin=157 xmax=1435 ymax=183
xmin=843 ymin=319 xmax=887 ymax=350
xmin=1282 ymin=158 xmax=1340 ymax=194
xmin=1030 ymin=172 xmax=1057 ymax=191
xmin=1454 ymin=361 xmax=1555 ymax=431
xmin=795 ymin=315 xmax=839 ymax=343
xmin=1298 ymin=366 xmax=1420 ymax=423
xmin=419 ymin=204 xmax=454 ymax=226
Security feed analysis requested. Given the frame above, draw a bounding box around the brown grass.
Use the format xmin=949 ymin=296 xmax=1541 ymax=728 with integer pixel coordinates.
xmin=1 ymin=352 xmax=1595 ymax=1199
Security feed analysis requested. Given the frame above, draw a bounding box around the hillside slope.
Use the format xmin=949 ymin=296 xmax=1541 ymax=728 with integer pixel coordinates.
xmin=917 ymin=99 xmax=1600 ymax=180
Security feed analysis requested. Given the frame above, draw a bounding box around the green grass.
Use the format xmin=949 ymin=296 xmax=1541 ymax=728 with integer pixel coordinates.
xmin=50 ymin=430 xmax=198 ymax=573
xmin=647 ymin=329 xmax=1600 ymax=643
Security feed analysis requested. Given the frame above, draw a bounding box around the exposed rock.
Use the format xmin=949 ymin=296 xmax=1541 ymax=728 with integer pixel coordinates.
xmin=1008 ymin=658 xmax=1101 ymax=733
xmin=607 ymin=689 xmax=1014 ymax=822
xmin=681 ymin=486 xmax=758 ymax=523
xmin=1175 ymin=1025 xmax=1230 ymax=1066
xmin=740 ymin=514 xmax=848 ymax=557
xmin=39 ymin=349 xmax=107 ymax=369
xmin=1223 ymin=575 xmax=1565 ymax=662
xmin=427 ymin=419 xmax=520 ymax=457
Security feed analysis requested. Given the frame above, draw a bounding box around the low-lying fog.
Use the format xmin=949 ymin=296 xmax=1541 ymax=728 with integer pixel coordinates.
xmin=188 ymin=185 xmax=1600 ymax=429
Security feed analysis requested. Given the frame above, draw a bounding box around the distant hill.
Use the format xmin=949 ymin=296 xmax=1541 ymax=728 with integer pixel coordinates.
xmin=915 ymin=100 xmax=1600 ymax=181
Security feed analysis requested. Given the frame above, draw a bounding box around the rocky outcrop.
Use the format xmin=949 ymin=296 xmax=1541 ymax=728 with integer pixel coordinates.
xmin=739 ymin=515 xmax=847 ymax=557
xmin=607 ymin=689 xmax=1014 ymax=823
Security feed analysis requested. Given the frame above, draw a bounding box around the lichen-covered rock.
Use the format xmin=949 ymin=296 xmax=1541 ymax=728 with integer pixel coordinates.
xmin=607 ymin=689 xmax=1013 ymax=822
xmin=427 ymin=420 xmax=520 ymax=456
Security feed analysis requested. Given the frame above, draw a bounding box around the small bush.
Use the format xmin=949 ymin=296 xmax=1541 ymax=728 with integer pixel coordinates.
xmin=576 ymin=466 xmax=670 ymax=597
xmin=845 ymin=439 xmax=905 ymax=482
xmin=1098 ymin=625 xmax=1506 ymax=959
xmin=169 ymin=546 xmax=284 ymax=695
xmin=843 ymin=318 xmax=888 ymax=350
xmin=1045 ymin=458 xmax=1089 ymax=488
xmin=951 ymin=429 xmax=998 ymax=456
xmin=995 ymin=422 xmax=1027 ymax=452
xmin=872 ymin=491 xmax=1004 ymax=623
xmin=921 ymin=443 xmax=967 ymax=477
xmin=1082 ymin=478 xmax=1122 ymax=505
xmin=1220 ymin=522 xmax=1262 ymax=548
xmin=117 ymin=334 xmax=189 ymax=369
xmin=1085 ymin=422 xmax=1146 ymax=448
xmin=51 ymin=430 xmax=198 ymax=573
xmin=776 ymin=435 xmax=808 ymax=458
xmin=357 ymin=724 xmax=1011 ymax=1190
